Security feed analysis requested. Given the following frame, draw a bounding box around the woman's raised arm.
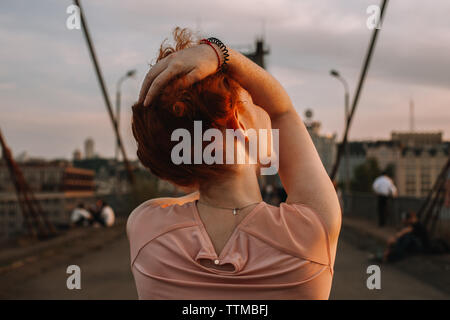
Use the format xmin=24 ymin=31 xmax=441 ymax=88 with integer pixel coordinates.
xmin=226 ymin=49 xmax=341 ymax=241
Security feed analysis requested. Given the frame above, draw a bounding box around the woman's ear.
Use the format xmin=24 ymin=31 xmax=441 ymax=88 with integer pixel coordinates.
xmin=227 ymin=109 xmax=240 ymax=130
xmin=236 ymin=109 xmax=250 ymax=142
xmin=227 ymin=110 xmax=249 ymax=142
xmin=235 ymin=109 xmax=247 ymax=131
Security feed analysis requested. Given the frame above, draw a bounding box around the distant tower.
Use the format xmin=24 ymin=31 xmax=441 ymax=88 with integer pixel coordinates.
xmin=73 ymin=149 xmax=82 ymax=161
xmin=84 ymin=138 xmax=94 ymax=159
xmin=409 ymin=99 xmax=415 ymax=132
xmin=244 ymin=38 xmax=269 ymax=69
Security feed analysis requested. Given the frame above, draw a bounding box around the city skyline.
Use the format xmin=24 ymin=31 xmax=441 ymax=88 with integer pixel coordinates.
xmin=1 ymin=0 xmax=450 ymax=159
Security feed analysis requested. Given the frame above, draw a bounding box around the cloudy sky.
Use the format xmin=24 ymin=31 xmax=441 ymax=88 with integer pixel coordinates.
xmin=1 ymin=0 xmax=449 ymax=159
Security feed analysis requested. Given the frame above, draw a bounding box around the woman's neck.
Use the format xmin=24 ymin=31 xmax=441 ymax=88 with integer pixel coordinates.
xmin=198 ymin=165 xmax=262 ymax=208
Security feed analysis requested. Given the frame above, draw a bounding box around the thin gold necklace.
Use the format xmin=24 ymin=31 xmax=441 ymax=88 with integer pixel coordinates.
xmin=196 ymin=200 xmax=260 ymax=216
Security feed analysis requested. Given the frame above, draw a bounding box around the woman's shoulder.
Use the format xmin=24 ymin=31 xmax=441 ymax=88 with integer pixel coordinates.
xmin=241 ymin=201 xmax=333 ymax=266
xmin=250 ymin=201 xmax=329 ymax=230
xmin=126 ymin=192 xmax=200 ymax=240
xmin=126 ymin=196 xmax=198 ymax=266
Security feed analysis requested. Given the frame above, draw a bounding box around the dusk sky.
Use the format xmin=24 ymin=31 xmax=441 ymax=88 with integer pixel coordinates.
xmin=1 ymin=0 xmax=449 ymax=159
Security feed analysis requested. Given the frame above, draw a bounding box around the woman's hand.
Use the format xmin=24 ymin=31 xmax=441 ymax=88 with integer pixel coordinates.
xmin=139 ymin=44 xmax=220 ymax=106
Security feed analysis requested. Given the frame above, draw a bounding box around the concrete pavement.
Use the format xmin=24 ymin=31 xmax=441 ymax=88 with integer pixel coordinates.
xmin=1 ymin=229 xmax=448 ymax=299
xmin=330 ymin=239 xmax=449 ymax=299
xmin=3 ymin=235 xmax=137 ymax=299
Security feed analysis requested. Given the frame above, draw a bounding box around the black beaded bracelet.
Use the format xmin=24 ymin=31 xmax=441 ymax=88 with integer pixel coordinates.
xmin=207 ymin=37 xmax=229 ymax=71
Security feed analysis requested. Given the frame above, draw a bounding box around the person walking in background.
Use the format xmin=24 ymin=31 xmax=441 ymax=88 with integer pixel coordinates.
xmin=70 ymin=203 xmax=92 ymax=227
xmin=372 ymin=171 xmax=398 ymax=227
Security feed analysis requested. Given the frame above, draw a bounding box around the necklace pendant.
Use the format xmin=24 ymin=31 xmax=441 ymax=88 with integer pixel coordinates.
xmin=232 ymin=208 xmax=238 ymax=216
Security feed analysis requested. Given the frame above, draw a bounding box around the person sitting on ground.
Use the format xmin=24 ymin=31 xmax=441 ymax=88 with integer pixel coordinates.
xmin=382 ymin=211 xmax=429 ymax=262
xmin=100 ymin=201 xmax=115 ymax=227
xmin=92 ymin=200 xmax=116 ymax=227
xmin=90 ymin=200 xmax=103 ymax=227
xmin=70 ymin=203 xmax=92 ymax=227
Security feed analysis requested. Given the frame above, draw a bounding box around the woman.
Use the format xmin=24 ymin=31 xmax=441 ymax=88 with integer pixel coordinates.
xmin=127 ymin=28 xmax=341 ymax=299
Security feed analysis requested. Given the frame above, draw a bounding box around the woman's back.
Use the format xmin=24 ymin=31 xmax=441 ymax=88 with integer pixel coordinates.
xmin=127 ymin=200 xmax=335 ymax=300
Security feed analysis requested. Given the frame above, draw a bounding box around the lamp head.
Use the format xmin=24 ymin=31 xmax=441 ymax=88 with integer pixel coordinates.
xmin=126 ymin=69 xmax=137 ymax=78
xmin=330 ymin=69 xmax=340 ymax=77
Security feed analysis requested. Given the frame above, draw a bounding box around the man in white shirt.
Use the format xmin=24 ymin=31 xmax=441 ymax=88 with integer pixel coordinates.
xmin=372 ymin=171 xmax=398 ymax=227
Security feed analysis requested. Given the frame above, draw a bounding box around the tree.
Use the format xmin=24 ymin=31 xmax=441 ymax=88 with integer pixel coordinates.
xmin=351 ymin=158 xmax=381 ymax=192
xmin=385 ymin=162 xmax=396 ymax=179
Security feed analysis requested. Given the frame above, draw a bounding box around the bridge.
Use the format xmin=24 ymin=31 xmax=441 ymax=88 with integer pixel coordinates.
xmin=0 ymin=192 xmax=449 ymax=299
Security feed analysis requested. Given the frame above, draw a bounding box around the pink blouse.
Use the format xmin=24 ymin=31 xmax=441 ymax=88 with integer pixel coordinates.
xmin=127 ymin=200 xmax=336 ymax=300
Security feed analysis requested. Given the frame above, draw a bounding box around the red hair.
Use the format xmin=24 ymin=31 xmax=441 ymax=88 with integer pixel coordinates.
xmin=132 ymin=28 xmax=242 ymax=187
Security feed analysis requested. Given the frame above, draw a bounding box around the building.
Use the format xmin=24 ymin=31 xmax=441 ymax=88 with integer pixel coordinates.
xmin=0 ymin=159 xmax=95 ymax=193
xmin=0 ymin=159 xmax=95 ymax=240
xmin=73 ymin=157 xmax=135 ymax=195
xmin=396 ymin=144 xmax=448 ymax=198
xmin=365 ymin=132 xmax=449 ymax=198
xmin=84 ymin=138 xmax=95 ymax=159
xmin=337 ymin=141 xmax=368 ymax=187
xmin=73 ymin=148 xmax=82 ymax=161
xmin=365 ymin=140 xmax=400 ymax=172
xmin=391 ymin=131 xmax=442 ymax=147
xmin=304 ymin=111 xmax=337 ymax=175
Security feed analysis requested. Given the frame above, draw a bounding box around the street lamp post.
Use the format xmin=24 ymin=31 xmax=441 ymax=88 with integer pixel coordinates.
xmin=115 ymin=69 xmax=136 ymax=161
xmin=330 ymin=69 xmax=350 ymax=195
xmin=115 ymin=69 xmax=136 ymax=194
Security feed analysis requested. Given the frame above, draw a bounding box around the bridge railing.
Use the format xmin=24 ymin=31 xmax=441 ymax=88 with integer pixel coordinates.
xmin=0 ymin=192 xmax=135 ymax=241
